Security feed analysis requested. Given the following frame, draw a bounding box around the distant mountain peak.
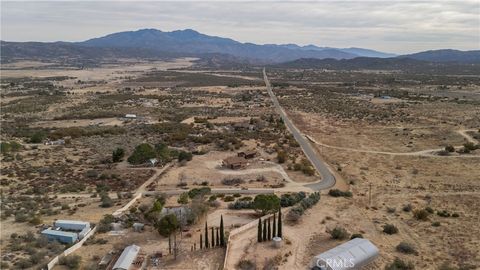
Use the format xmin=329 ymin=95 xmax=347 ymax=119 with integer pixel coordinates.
xmin=7 ymin=28 xmax=474 ymax=64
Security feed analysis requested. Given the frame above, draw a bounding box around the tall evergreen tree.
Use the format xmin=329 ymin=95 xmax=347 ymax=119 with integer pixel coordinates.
xmin=277 ymin=209 xmax=282 ymax=238
xmin=216 ymin=228 xmax=220 ymax=246
xmin=205 ymin=222 xmax=209 ymax=248
xmin=257 ymin=218 xmax=262 ymax=242
xmin=272 ymin=213 xmax=277 ymax=237
xmin=220 ymin=215 xmax=225 ymax=246
xmin=211 ymin=227 xmax=215 ymax=247
xmin=267 ymin=218 xmax=271 ymax=240
xmin=263 ymin=219 xmax=267 ymax=241
xmin=200 ymin=234 xmax=203 ymax=249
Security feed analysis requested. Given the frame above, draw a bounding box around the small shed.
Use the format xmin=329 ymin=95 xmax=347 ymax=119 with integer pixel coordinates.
xmin=310 ymin=238 xmax=379 ymax=270
xmin=113 ymin=244 xmax=141 ymax=270
xmin=222 ymin=156 xmax=248 ymax=170
xmin=41 ymin=229 xmax=78 ymax=244
xmin=133 ymin=223 xmax=144 ymax=232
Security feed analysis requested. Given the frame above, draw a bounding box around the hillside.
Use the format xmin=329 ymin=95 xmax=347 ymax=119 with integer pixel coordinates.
xmin=272 ymin=57 xmax=480 ymax=75
xmin=399 ymin=49 xmax=480 ymax=63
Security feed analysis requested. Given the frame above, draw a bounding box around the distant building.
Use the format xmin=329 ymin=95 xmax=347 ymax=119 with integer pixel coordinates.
xmin=113 ymin=244 xmax=141 ymax=270
xmin=41 ymin=229 xmax=78 ymax=244
xmin=238 ymin=150 xmax=257 ymax=159
xmin=148 ymin=158 xmax=158 ymax=167
xmin=53 ymin=219 xmax=91 ymax=240
xmin=98 ymin=251 xmax=114 ymax=268
xmin=222 ymin=156 xmax=248 ymax=170
xmin=125 ymin=114 xmax=137 ymax=119
xmin=45 ymin=139 xmax=65 ymax=146
xmin=133 ymin=223 xmax=144 ymax=232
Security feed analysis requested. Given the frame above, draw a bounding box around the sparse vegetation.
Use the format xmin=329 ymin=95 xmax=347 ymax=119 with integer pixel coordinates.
xmin=330 ymin=226 xmax=350 ymax=240
xmin=383 ymin=224 xmax=399 ymax=235
xmin=328 ymin=189 xmax=353 ymax=198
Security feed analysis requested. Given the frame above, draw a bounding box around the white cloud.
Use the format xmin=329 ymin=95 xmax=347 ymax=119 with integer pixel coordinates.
xmin=1 ymin=0 xmax=478 ymax=53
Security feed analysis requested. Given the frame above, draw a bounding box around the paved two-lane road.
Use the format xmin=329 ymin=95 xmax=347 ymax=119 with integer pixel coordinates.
xmin=263 ymin=69 xmax=336 ymax=190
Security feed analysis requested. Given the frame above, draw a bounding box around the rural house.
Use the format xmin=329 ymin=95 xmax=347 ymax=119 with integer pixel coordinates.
xmin=222 ymin=156 xmax=248 ymax=169
xmin=237 ymin=150 xmax=257 ymax=159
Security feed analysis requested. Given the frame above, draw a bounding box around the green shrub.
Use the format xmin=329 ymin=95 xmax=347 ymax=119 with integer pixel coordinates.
xmin=328 ymin=189 xmax=352 ymax=198
xmin=253 ymin=194 xmax=280 ymax=215
xmin=156 ymin=214 xmax=179 ymax=237
xmin=112 ymin=148 xmax=125 ymax=162
xmin=228 ymin=200 xmax=253 ymax=210
xmin=100 ymin=193 xmax=113 ymax=208
xmin=437 ymin=210 xmax=450 ymax=217
xmin=280 ymin=192 xmax=306 ymax=207
xmin=463 ymin=142 xmax=478 ymax=151
xmin=0 ymin=141 xmax=22 ymax=154
xmin=127 ymin=143 xmax=156 ymax=164
xmin=330 ymin=226 xmax=349 ymax=240
xmin=445 ymin=145 xmax=455 ymax=152
xmin=396 ymin=242 xmax=417 ymax=255
xmin=177 ymin=192 xmax=189 ymax=204
xmin=385 ymin=258 xmax=414 ymax=270
xmin=188 ymin=187 xmax=211 ymax=199
xmin=59 ymin=255 xmax=81 ymax=270
xmin=277 ymin=150 xmax=287 ymax=163
xmin=29 ymin=132 xmax=46 ymax=143
xmin=223 ymin=196 xmax=235 ymax=202
xmin=386 ymin=207 xmax=396 ymax=213
xmin=413 ymin=209 xmax=430 ymax=221
xmin=402 ymin=204 xmax=412 ymax=212
xmin=431 ymin=221 xmax=441 ymax=227
xmin=350 ymin=233 xmax=363 ymax=239
xmin=383 ymin=224 xmax=398 ymax=235
xmin=178 ymin=151 xmax=193 ymax=162
xmin=237 ymin=259 xmax=255 ymax=270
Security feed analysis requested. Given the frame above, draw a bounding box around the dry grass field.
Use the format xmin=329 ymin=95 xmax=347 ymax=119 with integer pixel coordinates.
xmin=1 ymin=57 xmax=479 ymax=270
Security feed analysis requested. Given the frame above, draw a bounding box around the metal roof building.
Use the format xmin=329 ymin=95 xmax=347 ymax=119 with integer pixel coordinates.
xmin=41 ymin=229 xmax=78 ymax=244
xmin=310 ymin=238 xmax=379 ymax=270
xmin=54 ymin=219 xmax=90 ymax=231
xmin=113 ymin=244 xmax=141 ymax=270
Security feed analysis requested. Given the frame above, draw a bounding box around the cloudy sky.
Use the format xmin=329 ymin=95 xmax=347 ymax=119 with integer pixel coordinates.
xmin=1 ymin=1 xmax=479 ymax=54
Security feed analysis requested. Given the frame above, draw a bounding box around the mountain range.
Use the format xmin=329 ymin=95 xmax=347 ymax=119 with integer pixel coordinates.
xmin=1 ymin=28 xmax=479 ymax=64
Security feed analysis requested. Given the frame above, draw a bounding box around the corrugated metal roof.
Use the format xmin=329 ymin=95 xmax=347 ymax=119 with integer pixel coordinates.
xmin=55 ymin=219 xmax=90 ymax=226
xmin=113 ymin=244 xmax=140 ymax=270
xmin=312 ymin=238 xmax=379 ymax=270
xmin=41 ymin=229 xmax=78 ymax=238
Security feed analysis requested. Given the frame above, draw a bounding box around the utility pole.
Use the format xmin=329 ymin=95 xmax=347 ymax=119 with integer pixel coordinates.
xmin=368 ymin=182 xmax=372 ymax=206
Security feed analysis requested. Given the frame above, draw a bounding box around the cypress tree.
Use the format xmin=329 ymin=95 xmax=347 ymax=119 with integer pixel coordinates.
xmin=220 ymin=215 xmax=225 ymax=246
xmin=200 ymin=234 xmax=203 ymax=249
xmin=216 ymin=227 xmax=220 ymax=246
xmin=272 ymin=213 xmax=277 ymax=237
xmin=277 ymin=209 xmax=282 ymax=238
xmin=263 ymin=219 xmax=267 ymax=241
xmin=211 ymin=227 xmax=215 ymax=247
xmin=205 ymin=222 xmax=209 ymax=248
xmin=267 ymin=218 xmax=271 ymax=240
xmin=257 ymin=218 xmax=262 ymax=242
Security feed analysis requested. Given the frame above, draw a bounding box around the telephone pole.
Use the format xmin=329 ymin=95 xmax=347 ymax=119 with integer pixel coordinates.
xmin=368 ymin=182 xmax=372 ymax=206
